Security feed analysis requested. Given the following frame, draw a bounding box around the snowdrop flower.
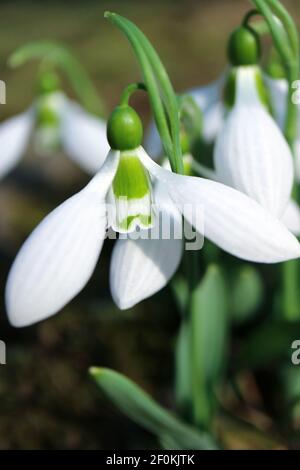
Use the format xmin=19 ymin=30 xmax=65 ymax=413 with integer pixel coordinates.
xmin=147 ymin=25 xmax=299 ymax=235
xmin=0 ymin=72 xmax=109 ymax=178
xmin=213 ymin=25 xmax=300 ymax=238
xmin=6 ymin=101 xmax=300 ymax=327
xmin=214 ymin=65 xmax=293 ymax=218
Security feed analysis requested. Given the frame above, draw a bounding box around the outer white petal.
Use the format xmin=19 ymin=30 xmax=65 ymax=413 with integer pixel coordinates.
xmin=110 ymin=183 xmax=183 ymax=309
xmin=60 ymin=100 xmax=109 ymax=174
xmin=214 ymin=67 xmax=293 ymax=218
xmin=188 ymin=75 xmax=224 ymax=112
xmin=138 ymin=147 xmax=300 ymax=264
xmin=188 ymin=75 xmax=225 ymax=142
xmin=282 ymin=199 xmax=300 ymax=236
xmin=294 ymin=138 xmax=300 ymax=184
xmin=6 ymin=150 xmax=119 ymax=327
xmin=264 ymin=75 xmax=288 ymax=130
xmin=264 ymin=77 xmax=300 ymax=185
xmin=0 ymin=110 xmax=34 ymax=179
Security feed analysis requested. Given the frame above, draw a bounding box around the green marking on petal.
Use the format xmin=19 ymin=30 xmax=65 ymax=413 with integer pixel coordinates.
xmin=119 ymin=214 xmax=153 ymax=232
xmin=224 ymin=66 xmax=270 ymax=111
xmin=112 ymin=150 xmax=151 ymax=199
xmin=36 ymin=93 xmax=61 ymax=127
xmin=110 ymin=149 xmax=154 ymax=233
xmin=34 ymin=93 xmax=63 ymax=154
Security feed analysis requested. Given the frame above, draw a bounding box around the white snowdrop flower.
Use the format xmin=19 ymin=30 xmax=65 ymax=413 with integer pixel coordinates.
xmin=214 ymin=65 xmax=294 ymax=218
xmin=6 ymin=103 xmax=300 ymax=327
xmin=0 ymin=75 xmax=109 ymax=178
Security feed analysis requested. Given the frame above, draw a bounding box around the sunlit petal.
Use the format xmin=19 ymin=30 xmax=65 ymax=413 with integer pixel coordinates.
xmin=110 ymin=183 xmax=182 ymax=309
xmin=61 ymin=100 xmax=109 ymax=174
xmin=214 ymin=67 xmax=293 ymax=217
xmin=139 ymin=146 xmax=300 ymax=264
xmin=6 ymin=150 xmax=119 ymax=327
xmin=282 ymin=199 xmax=300 ymax=236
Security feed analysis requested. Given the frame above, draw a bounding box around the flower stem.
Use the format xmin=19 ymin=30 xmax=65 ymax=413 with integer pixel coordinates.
xmin=105 ymin=12 xmax=184 ymax=174
xmin=119 ymin=82 xmax=147 ymax=106
xmin=9 ymin=40 xmax=105 ymax=117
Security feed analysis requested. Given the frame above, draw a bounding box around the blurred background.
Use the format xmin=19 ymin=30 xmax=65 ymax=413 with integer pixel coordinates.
xmin=1 ymin=0 xmax=300 ymax=450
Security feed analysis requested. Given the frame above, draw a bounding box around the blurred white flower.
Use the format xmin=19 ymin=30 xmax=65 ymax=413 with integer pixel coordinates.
xmin=0 ymin=91 xmax=109 ymax=178
xmin=6 ymin=146 xmax=300 ymax=327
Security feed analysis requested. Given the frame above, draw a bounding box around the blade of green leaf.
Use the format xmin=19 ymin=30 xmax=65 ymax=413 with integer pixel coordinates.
xmin=90 ymin=367 xmax=217 ymax=450
xmin=190 ymin=265 xmax=229 ymax=427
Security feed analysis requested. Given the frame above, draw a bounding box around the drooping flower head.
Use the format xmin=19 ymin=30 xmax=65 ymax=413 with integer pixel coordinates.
xmin=0 ymin=45 xmax=109 ymax=179
xmin=214 ymin=25 xmax=294 ymax=219
xmin=6 ymin=84 xmax=300 ymax=327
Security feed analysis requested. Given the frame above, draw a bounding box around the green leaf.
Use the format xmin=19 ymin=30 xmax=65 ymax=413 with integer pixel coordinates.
xmin=191 ymin=264 xmax=229 ymax=387
xmin=90 ymin=367 xmax=217 ymax=450
xmin=231 ymin=266 xmax=263 ymax=324
xmin=175 ymin=319 xmax=192 ymax=418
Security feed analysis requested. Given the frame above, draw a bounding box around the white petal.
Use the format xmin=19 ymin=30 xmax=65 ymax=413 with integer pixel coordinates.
xmin=61 ymin=100 xmax=109 ymax=174
xmin=282 ymin=199 xmax=300 ymax=236
xmin=188 ymin=75 xmax=224 ymax=112
xmin=201 ymin=102 xmax=224 ymax=142
xmin=188 ymin=75 xmax=225 ymax=142
xmin=214 ymin=67 xmax=293 ymax=218
xmin=138 ymin=147 xmax=300 ymax=264
xmin=294 ymin=138 xmax=300 ymax=183
xmin=110 ymin=184 xmax=183 ymax=309
xmin=264 ymin=75 xmax=288 ymax=130
xmin=6 ymin=150 xmax=119 ymax=327
xmin=144 ymin=75 xmax=225 ymax=157
xmin=0 ymin=110 xmax=34 ymax=179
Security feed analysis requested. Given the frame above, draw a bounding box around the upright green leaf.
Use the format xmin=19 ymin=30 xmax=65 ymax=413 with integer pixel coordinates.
xmin=90 ymin=367 xmax=217 ymax=450
xmin=190 ymin=265 xmax=229 ymax=428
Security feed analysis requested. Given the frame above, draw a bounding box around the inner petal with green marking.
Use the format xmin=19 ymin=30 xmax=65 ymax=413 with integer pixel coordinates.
xmin=34 ymin=92 xmax=62 ymax=154
xmin=109 ymin=149 xmax=154 ymax=233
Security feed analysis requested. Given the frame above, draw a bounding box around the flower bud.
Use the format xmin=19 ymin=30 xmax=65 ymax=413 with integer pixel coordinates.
xmin=227 ymin=26 xmax=261 ymax=66
xmin=107 ymin=105 xmax=143 ymax=150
